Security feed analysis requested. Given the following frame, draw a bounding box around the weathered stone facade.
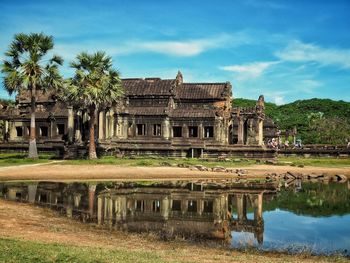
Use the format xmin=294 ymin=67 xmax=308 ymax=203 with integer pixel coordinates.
xmin=0 ymin=71 xmax=277 ymax=158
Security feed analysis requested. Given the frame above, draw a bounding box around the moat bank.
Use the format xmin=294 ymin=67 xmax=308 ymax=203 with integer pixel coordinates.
xmin=0 ymin=163 xmax=349 ymax=182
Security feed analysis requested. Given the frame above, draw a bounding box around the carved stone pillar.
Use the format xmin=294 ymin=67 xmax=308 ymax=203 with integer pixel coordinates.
xmin=182 ymin=124 xmax=188 ymax=138
xmin=97 ymin=196 xmax=103 ymax=225
xmin=258 ymin=119 xmax=263 ymax=146
xmin=75 ymin=110 xmax=82 ymax=143
xmin=254 ymin=193 xmax=263 ymax=222
xmin=98 ymin=111 xmax=105 ymax=140
xmin=161 ymin=197 xmax=170 ymax=220
xmin=198 ymin=123 xmax=203 ymax=139
xmin=66 ymin=195 xmax=73 ymax=218
xmin=88 ymin=184 xmax=96 ymax=217
xmin=236 ymin=194 xmax=247 ymax=221
xmin=237 ymin=119 xmax=244 ymax=145
xmin=67 ymin=106 xmax=74 ymax=143
xmin=109 ymin=109 xmax=115 ymax=138
xmin=27 ymin=184 xmax=38 ymax=203
xmin=163 ymin=117 xmax=170 ymax=139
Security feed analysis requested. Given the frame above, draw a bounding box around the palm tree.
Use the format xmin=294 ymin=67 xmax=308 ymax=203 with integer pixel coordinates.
xmin=62 ymin=51 xmax=123 ymax=159
xmin=1 ymin=33 xmax=63 ymax=158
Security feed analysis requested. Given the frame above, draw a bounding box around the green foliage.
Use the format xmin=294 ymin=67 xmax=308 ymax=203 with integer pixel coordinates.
xmin=1 ymin=33 xmax=63 ymax=95
xmin=264 ymin=182 xmax=350 ymax=217
xmin=59 ymin=51 xmax=123 ymax=109
xmin=233 ymin=98 xmax=350 ymax=144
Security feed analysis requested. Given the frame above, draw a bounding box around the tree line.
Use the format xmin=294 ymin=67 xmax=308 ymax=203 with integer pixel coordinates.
xmin=1 ymin=33 xmax=123 ymax=159
xmin=233 ymin=98 xmax=350 ymax=145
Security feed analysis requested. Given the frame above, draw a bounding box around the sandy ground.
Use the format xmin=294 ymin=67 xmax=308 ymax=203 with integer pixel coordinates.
xmin=0 ymin=199 xmax=345 ymax=263
xmin=0 ymin=163 xmax=349 ymax=182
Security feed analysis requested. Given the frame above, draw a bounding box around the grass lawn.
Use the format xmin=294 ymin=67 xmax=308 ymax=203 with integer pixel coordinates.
xmin=0 ymin=153 xmax=55 ymax=167
xmin=62 ymin=155 xmax=256 ymax=168
xmin=0 ymin=153 xmax=349 ymax=168
xmin=0 ymin=238 xmax=166 ymax=263
xmin=277 ymin=156 xmax=350 ymax=167
xmin=0 ymin=237 xmax=347 ymax=263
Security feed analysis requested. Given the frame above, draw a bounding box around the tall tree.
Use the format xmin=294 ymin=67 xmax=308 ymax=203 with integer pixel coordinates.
xmin=1 ymin=33 xmax=63 ymax=158
xmin=61 ymin=51 xmax=123 ymax=159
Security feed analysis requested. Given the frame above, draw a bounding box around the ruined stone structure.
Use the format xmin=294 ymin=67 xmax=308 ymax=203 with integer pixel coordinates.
xmin=0 ymin=71 xmax=277 ymax=158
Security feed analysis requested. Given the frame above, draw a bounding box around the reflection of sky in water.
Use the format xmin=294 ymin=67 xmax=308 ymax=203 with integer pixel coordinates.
xmin=231 ymin=210 xmax=350 ymax=255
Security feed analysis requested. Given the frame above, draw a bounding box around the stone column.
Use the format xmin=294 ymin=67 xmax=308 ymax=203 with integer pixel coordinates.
xmin=4 ymin=120 xmax=9 ymax=134
xmin=7 ymin=188 xmax=17 ymax=200
xmin=254 ymin=193 xmax=263 ymax=222
xmin=161 ymin=197 xmax=170 ymax=220
xmin=237 ymin=119 xmax=244 ymax=145
xmin=98 ymin=111 xmax=105 ymax=140
xmin=214 ymin=119 xmax=221 ymax=142
xmin=236 ymin=194 xmax=247 ymax=221
xmin=75 ymin=110 xmax=82 ymax=143
xmin=66 ymin=195 xmax=73 ymax=218
xmin=97 ymin=196 xmax=103 ymax=225
xmin=67 ymin=106 xmax=74 ymax=143
xmin=27 ymin=184 xmax=38 ymax=203
xmin=258 ymin=119 xmax=263 ymax=146
xmin=181 ymin=199 xmax=188 ymax=215
xmin=123 ymin=116 xmax=129 ymax=139
xmin=213 ymin=197 xmax=222 ymax=223
xmin=182 ymin=124 xmax=189 ymax=138
xmin=162 ymin=117 xmax=170 ymax=139
xmin=109 ymin=109 xmax=115 ymax=138
xmin=198 ymin=199 xmax=204 ymax=216
xmin=198 ymin=123 xmax=203 ymax=139
xmin=9 ymin=121 xmax=16 ymax=139
xmin=88 ymin=184 xmax=96 ymax=217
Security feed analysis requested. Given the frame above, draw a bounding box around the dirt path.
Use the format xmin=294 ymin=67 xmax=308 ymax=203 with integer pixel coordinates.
xmin=0 ymin=199 xmax=343 ymax=263
xmin=0 ymin=164 xmax=349 ymax=182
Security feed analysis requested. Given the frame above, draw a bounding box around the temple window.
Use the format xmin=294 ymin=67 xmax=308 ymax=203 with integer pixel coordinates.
xmin=39 ymin=126 xmax=48 ymax=137
xmin=204 ymin=126 xmax=214 ymax=138
xmin=188 ymin=200 xmax=197 ymax=212
xmin=203 ymin=200 xmax=213 ymax=213
xmin=172 ymin=200 xmax=181 ymax=211
xmin=189 ymin=126 xmax=198 ymax=137
xmin=136 ymin=124 xmax=146 ymax=136
xmin=152 ymin=200 xmax=161 ymax=212
xmin=57 ymin=124 xmax=65 ymax=135
xmin=15 ymin=126 xmax=23 ymax=137
xmin=173 ymin=126 xmax=182 ymax=137
xmin=135 ymin=200 xmax=144 ymax=212
xmin=153 ymin=124 xmax=161 ymax=136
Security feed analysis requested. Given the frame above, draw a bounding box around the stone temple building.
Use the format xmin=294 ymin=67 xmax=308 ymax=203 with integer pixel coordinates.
xmin=0 ymin=71 xmax=277 ymax=158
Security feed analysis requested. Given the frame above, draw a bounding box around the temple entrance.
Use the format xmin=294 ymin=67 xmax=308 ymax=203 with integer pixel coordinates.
xmin=187 ymin=148 xmax=202 ymax=158
xmin=243 ymin=120 xmax=248 ymax=145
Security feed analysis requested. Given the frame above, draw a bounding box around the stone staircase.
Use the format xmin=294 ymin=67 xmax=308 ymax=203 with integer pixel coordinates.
xmin=63 ymin=145 xmax=78 ymax=159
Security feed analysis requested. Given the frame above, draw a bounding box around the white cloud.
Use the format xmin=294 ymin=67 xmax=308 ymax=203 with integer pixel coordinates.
xmin=297 ymin=79 xmax=322 ymax=94
xmin=220 ymin=61 xmax=279 ymax=78
xmin=273 ymin=95 xmax=285 ymax=105
xmin=54 ymin=33 xmax=248 ymax=60
xmin=275 ymin=40 xmax=350 ymax=69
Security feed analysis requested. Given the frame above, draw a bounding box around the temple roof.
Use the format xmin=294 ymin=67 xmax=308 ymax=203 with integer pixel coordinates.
xmin=122 ymin=75 xmax=230 ymax=100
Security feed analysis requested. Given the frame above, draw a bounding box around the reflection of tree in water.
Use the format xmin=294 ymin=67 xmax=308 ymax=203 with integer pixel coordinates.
xmin=264 ymin=182 xmax=350 ymax=217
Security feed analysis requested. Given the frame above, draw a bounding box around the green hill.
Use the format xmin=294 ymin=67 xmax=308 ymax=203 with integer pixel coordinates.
xmin=233 ymin=98 xmax=350 ymax=144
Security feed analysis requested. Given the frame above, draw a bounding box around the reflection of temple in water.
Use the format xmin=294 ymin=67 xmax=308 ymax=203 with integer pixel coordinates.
xmin=1 ymin=181 xmax=277 ymax=244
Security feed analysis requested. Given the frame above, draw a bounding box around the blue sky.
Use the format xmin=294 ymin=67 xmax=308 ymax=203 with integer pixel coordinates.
xmin=1 ymin=0 xmax=350 ymax=104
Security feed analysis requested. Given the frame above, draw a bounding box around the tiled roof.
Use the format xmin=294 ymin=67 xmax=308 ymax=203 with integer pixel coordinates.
xmin=122 ymin=79 xmax=174 ymax=96
xmin=121 ymin=78 xmax=230 ymax=100
xmin=176 ymin=83 xmax=228 ymax=99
